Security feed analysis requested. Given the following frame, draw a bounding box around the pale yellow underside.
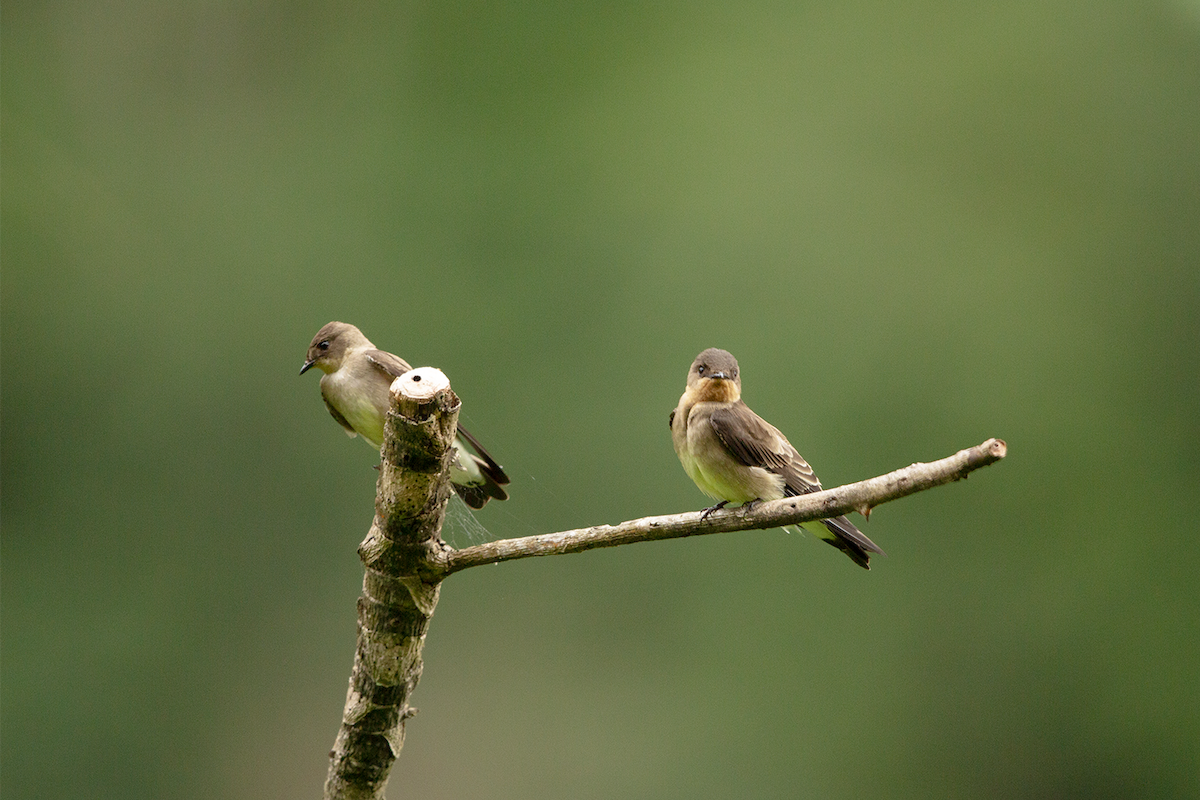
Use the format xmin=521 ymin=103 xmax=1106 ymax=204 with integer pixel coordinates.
xmin=677 ymin=448 xmax=784 ymax=505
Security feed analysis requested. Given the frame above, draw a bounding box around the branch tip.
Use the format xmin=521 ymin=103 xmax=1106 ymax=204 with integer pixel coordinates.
xmin=390 ymin=366 xmax=450 ymax=401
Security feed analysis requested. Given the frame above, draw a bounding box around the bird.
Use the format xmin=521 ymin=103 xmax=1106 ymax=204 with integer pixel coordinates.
xmin=669 ymin=347 xmax=883 ymax=568
xmin=300 ymin=321 xmax=509 ymax=508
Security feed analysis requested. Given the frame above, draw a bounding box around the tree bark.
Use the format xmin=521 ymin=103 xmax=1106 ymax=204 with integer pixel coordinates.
xmin=323 ymin=368 xmax=459 ymax=800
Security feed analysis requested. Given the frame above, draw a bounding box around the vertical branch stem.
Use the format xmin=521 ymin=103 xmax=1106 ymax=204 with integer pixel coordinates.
xmin=323 ymin=369 xmax=459 ymax=800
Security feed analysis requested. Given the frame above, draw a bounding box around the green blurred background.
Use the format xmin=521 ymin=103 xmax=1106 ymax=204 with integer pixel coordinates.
xmin=4 ymin=2 xmax=1199 ymax=798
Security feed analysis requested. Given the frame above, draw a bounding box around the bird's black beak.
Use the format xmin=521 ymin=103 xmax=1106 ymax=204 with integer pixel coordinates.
xmin=299 ymin=359 xmax=316 ymax=376
xmin=708 ymin=371 xmax=728 ymax=380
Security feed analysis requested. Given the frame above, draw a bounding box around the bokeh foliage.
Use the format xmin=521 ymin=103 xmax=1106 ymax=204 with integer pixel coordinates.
xmin=3 ymin=2 xmax=1198 ymax=798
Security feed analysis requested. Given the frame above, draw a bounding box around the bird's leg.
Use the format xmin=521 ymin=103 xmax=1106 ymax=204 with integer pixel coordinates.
xmin=700 ymin=500 xmax=730 ymax=521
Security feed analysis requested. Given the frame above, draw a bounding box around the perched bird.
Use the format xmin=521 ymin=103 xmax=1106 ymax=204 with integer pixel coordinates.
xmin=670 ymin=347 xmax=883 ymax=569
xmin=301 ymin=321 xmax=509 ymax=508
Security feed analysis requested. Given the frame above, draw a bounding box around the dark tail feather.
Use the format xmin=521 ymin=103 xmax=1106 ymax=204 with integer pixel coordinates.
xmin=820 ymin=515 xmax=886 ymax=570
xmin=455 ymin=425 xmax=510 ymax=485
xmin=453 ymin=478 xmax=505 ymax=509
xmin=454 ymin=425 xmax=510 ymax=509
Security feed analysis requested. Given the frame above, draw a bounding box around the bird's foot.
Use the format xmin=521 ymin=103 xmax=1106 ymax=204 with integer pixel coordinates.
xmin=700 ymin=500 xmax=730 ymax=521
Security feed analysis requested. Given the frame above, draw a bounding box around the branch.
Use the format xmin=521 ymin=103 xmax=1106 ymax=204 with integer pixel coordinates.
xmin=438 ymin=438 xmax=1006 ymax=577
xmin=324 ymin=368 xmax=459 ymax=800
xmin=321 ymin=369 xmax=1007 ymax=798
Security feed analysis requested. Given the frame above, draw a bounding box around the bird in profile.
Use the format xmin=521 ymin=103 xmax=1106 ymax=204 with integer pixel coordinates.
xmin=301 ymin=321 xmax=509 ymax=509
xmin=670 ymin=347 xmax=884 ymax=568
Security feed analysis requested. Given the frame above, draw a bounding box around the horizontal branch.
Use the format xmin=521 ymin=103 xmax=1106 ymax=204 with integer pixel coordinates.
xmin=440 ymin=438 xmax=1006 ymax=577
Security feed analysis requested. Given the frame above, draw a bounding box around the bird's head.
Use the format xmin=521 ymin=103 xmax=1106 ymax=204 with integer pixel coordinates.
xmin=300 ymin=321 xmax=368 ymax=375
xmin=686 ymin=347 xmax=742 ymax=403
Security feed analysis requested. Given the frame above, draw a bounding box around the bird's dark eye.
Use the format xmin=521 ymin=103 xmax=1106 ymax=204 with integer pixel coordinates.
xmin=318 ymin=340 xmax=330 ymax=350
xmin=697 ymin=365 xmax=706 ymax=375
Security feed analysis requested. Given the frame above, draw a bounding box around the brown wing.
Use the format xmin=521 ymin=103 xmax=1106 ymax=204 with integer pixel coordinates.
xmin=364 ymin=349 xmax=413 ymax=379
xmin=709 ymin=402 xmax=884 ymax=569
xmin=708 ymin=401 xmax=822 ymax=495
xmin=322 ymin=394 xmax=358 ymax=436
xmin=779 ymin=455 xmax=823 ymax=497
xmin=710 ymin=402 xmax=884 ymax=569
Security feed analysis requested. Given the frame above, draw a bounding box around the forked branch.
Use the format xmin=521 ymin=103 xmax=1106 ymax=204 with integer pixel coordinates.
xmin=322 ymin=369 xmax=1007 ymax=799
